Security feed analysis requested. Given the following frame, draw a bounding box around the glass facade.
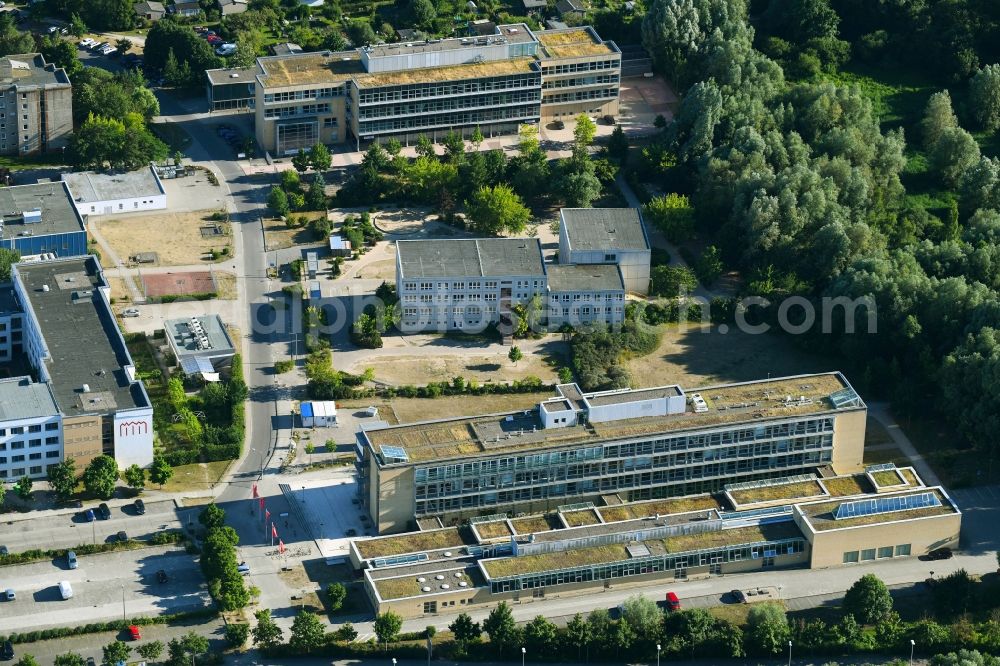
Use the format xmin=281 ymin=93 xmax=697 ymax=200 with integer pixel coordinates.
xmin=276 ymin=121 xmax=319 ymax=155
xmin=487 ymin=537 xmax=806 ymax=592
xmin=412 ymin=417 xmax=836 ymax=516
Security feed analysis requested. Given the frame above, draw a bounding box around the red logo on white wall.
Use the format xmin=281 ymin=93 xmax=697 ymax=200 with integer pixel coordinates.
xmin=119 ymin=421 xmax=149 ymax=437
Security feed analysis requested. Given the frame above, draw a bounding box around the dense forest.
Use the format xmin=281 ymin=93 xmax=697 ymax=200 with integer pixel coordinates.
xmin=639 ymin=0 xmax=1000 ymax=468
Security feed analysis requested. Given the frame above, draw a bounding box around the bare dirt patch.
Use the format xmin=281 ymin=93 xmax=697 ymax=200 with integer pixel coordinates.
xmin=354 ymin=352 xmax=559 ymax=386
xmin=142 ymin=271 xmax=216 ymax=299
xmin=263 ymin=212 xmax=327 ymax=251
xmin=622 ymin=323 xmax=837 ymax=389
xmin=93 ymin=211 xmax=232 ymax=266
xmin=214 ymin=272 xmax=237 ymax=300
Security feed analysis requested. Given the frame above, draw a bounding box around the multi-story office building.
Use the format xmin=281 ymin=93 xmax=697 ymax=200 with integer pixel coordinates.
xmin=0 ymin=54 xmax=72 ymax=156
xmin=545 ymin=264 xmax=625 ymax=327
xmin=351 ymin=463 xmax=960 ymax=619
xmin=558 ymin=207 xmax=650 ymax=295
xmin=0 ymin=256 xmax=154 ymax=480
xmin=208 ymin=25 xmax=620 ymax=153
xmin=356 ymin=372 xmax=868 ymax=533
xmin=396 ymin=238 xmax=548 ymax=333
xmin=0 ymin=182 xmax=88 ymax=258
xmin=0 ymin=281 xmax=21 ymax=363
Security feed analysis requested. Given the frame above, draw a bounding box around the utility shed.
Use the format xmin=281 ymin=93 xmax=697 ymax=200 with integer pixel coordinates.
xmin=301 ymin=400 xmax=337 ymax=427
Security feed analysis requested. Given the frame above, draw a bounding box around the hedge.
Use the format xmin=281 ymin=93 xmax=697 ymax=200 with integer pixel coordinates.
xmin=0 ymin=608 xmax=218 ymax=644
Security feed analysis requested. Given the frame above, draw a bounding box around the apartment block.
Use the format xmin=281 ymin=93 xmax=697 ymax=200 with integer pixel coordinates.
xmin=0 ymin=54 xmax=72 ymax=156
xmin=208 ymin=25 xmax=619 ymax=154
xmin=356 ymin=372 xmax=868 ymax=534
xmin=0 ymin=256 xmax=154 ymax=480
xmin=350 ymin=464 xmax=960 ymax=619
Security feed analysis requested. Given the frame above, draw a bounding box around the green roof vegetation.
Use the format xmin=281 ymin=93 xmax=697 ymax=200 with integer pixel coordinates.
xmin=871 ymin=470 xmax=906 ymax=487
xmin=356 ymin=528 xmax=470 ymax=559
xmin=475 ymin=521 xmax=513 ymax=539
xmin=729 ymin=480 xmax=826 ymax=505
xmin=483 ymin=543 xmax=628 ymax=578
xmin=823 ymin=475 xmax=871 ymax=497
xmin=511 ymin=515 xmax=560 ymax=534
xmin=562 ymin=509 xmax=602 ymax=527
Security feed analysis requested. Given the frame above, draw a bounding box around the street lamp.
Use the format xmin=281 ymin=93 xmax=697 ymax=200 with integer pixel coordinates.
xmin=910 ymin=639 xmax=916 ymax=666
xmin=787 ymin=640 xmax=792 ymax=666
xmin=656 ymin=643 xmax=661 ymax=666
xmin=392 ymin=659 xmax=397 ymax=666
xmin=521 ymin=646 xmax=526 ymax=666
xmin=120 ymin=584 xmax=126 ymax=622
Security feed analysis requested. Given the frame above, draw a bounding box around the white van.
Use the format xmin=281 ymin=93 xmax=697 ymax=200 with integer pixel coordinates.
xmin=66 ymin=551 xmax=77 ymax=569
xmin=58 ymin=581 xmax=73 ymax=600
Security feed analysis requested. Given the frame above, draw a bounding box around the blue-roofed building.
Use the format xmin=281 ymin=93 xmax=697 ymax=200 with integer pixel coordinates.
xmin=301 ymin=400 xmax=337 ymax=427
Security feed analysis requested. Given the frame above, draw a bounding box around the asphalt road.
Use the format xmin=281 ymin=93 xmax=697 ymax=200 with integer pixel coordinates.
xmin=0 ymin=499 xmax=189 ymax=554
xmin=0 ymin=545 xmax=209 ymax=633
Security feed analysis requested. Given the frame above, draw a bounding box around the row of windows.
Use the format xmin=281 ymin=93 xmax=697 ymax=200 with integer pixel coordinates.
xmin=403 ymin=291 xmax=541 ymax=303
xmin=414 ymin=451 xmax=832 ymax=510
xmin=263 ymin=87 xmax=344 ymax=103
xmin=488 ymin=538 xmax=806 ymax=591
xmin=551 ymin=293 xmax=624 ymax=303
xmin=542 ymin=74 xmax=619 ymax=90
xmin=357 ymin=90 xmax=541 ymax=120
xmin=543 ymin=87 xmax=619 ymax=105
xmin=407 ymin=279 xmax=541 ymax=291
xmin=357 ymin=74 xmax=541 ymax=105
xmin=264 ymin=103 xmax=331 ymax=119
xmin=0 ymin=436 xmax=60 ymax=450
xmin=540 ymin=59 xmax=619 ymax=76
xmin=0 ymin=450 xmax=60 ymax=464
xmin=358 ymin=104 xmax=540 ymax=135
xmin=0 ymin=423 xmax=58 ymax=435
xmin=843 ymin=544 xmax=911 ymax=563
xmin=0 ymin=463 xmax=53 ymax=478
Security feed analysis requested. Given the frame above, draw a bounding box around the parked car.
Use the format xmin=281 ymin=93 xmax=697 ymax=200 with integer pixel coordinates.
xmin=116 ymin=531 xmax=128 ymax=542
xmin=78 ymin=38 xmax=95 ymax=48
xmin=730 ymin=589 xmax=746 ymax=603
xmin=0 ymin=546 xmax=7 ymax=556
xmin=237 ymin=562 xmax=250 ymax=575
xmin=129 ymin=625 xmax=141 ymax=640
xmin=156 ymin=569 xmax=168 ymax=584
xmin=122 ymin=307 xmax=139 ymax=317
xmin=46 ymin=25 xmax=58 ymax=34
xmin=91 ymin=42 xmax=109 ymax=52
xmin=67 ymin=550 xmax=78 ymax=569
xmin=1 ymin=640 xmax=12 ymax=660
xmin=134 ymin=498 xmax=145 ymax=514
xmin=58 ymin=581 xmax=73 ymax=600
xmin=926 ymin=547 xmax=953 ymax=560
xmin=86 ymin=658 xmax=96 ymax=666
xmin=3 ymin=589 xmax=13 ymax=601
xmin=83 ymin=508 xmax=95 ymax=522
xmin=206 ymin=35 xmax=223 ymax=45
xmin=100 ymin=45 xmax=117 ymax=55
xmin=98 ymin=503 xmax=111 ymax=519
xmin=664 ymin=591 xmax=681 ymax=611
xmin=215 ymin=43 xmax=236 ymax=56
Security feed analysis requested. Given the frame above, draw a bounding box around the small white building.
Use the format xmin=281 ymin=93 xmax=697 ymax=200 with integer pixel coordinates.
xmin=62 ymin=166 xmax=167 ymax=216
xmin=301 ymin=401 xmax=337 ymax=427
xmin=558 ymin=208 xmax=651 ymax=295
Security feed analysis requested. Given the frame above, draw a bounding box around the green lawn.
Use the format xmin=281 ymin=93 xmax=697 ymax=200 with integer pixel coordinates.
xmin=820 ymin=63 xmax=937 ymax=131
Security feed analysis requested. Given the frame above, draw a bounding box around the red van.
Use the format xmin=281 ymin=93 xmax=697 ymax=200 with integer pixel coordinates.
xmin=665 ymin=592 xmax=681 ymax=611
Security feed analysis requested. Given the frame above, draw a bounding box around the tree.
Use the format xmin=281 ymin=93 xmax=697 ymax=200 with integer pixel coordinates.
xmin=843 ymin=574 xmax=893 ymax=624
xmin=71 ymin=113 xmax=168 ymax=171
xmin=48 ymin=459 xmax=77 ymax=502
xmin=415 ymin=134 xmax=435 ymax=158
xmin=610 ymin=619 xmax=634 ymax=655
xmin=69 ymin=13 xmax=87 ymax=37
xmin=293 ymin=148 xmax=312 ymax=174
xmin=136 ymin=641 xmax=164 ymax=661
xmin=465 ymin=184 xmax=530 ymax=235
xmin=410 ymin=0 xmax=436 ymax=26
xmin=764 ymin=0 xmax=839 ymax=43
xmin=149 ymin=453 xmax=173 ymax=488
xmin=144 ymin=20 xmax=222 ymax=78
xmin=607 ymin=125 xmax=629 ymax=162
xmin=166 ymin=632 xmax=209 ymax=666
xmin=123 ymin=464 xmax=145 ymax=490
xmin=231 ymin=29 xmax=265 ymax=69
xmin=326 ymin=582 xmax=347 ymax=611
xmin=0 ymin=12 xmax=35 ymax=57
xmin=334 ymin=623 xmax=359 ymax=642
xmin=309 ymin=143 xmax=332 ymax=172
xmin=13 ymin=657 xmax=39 ymax=666
xmin=745 ymin=603 xmax=789 ymax=656
xmin=54 ymin=653 xmax=85 ymax=666
xmin=619 ymin=594 xmax=661 ymax=637
xmin=290 ymin=610 xmax=325 ymax=652
xmin=644 ymin=193 xmax=695 ymax=242
xmin=650 ymin=265 xmax=697 ymax=297
xmin=508 ymin=346 xmax=523 ymax=366
xmin=450 ymin=613 xmax=481 ymax=645
xmin=307 ymin=173 xmax=327 ymax=211
xmin=101 ymin=641 xmax=130 ymax=666
xmin=374 ymin=610 xmax=403 ymax=647
xmin=524 ymin=615 xmax=558 ymax=658
xmin=443 ymin=130 xmax=466 ymax=163
xmin=565 ymin=613 xmax=591 ymax=660
xmin=930 ymin=126 xmax=981 ymax=188
xmin=199 ymin=503 xmax=226 ymax=530
xmin=559 ymin=169 xmax=603 ymax=208
xmin=920 ymin=90 xmax=959 ymax=151
xmin=252 ymin=609 xmax=283 ymax=649
xmin=471 ymin=126 xmax=485 ymax=149
xmin=574 ymin=114 xmax=597 ymax=149
xmin=0 ymin=248 xmax=20 ymax=282
xmin=0 ymin=482 xmax=5 ymax=508
xmin=39 ymin=35 xmax=82 ymax=78
xmin=930 ymin=650 xmax=1000 ymax=666
xmin=484 ymin=601 xmax=518 ymax=656
xmin=82 ymin=456 xmax=118 ymax=500
xmin=267 ymin=186 xmax=290 ymax=217
xmin=15 ymin=476 xmax=32 ymax=501
xmin=970 ymin=64 xmax=1000 ymax=132
xmin=115 ymin=38 xmax=133 ymax=57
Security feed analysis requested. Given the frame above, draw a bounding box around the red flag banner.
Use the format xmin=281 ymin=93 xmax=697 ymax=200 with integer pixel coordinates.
xmin=258 ymin=497 xmax=264 ymax=510
xmin=278 ymin=540 xmax=285 ymax=554
xmin=271 ymin=523 xmax=278 ymax=539
xmin=251 ymin=483 xmax=258 ymax=499
xmin=265 ymin=509 xmax=270 ymax=523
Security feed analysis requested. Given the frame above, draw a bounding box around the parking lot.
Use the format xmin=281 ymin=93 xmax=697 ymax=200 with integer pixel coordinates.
xmin=0 ymin=545 xmax=209 ymax=633
xmin=0 ymin=499 xmax=196 ymax=555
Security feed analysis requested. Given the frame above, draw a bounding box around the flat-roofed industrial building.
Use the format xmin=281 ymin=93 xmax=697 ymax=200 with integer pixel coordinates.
xmin=0 ymin=182 xmax=87 ymax=258
xmin=349 ymin=463 xmax=960 ymax=618
xmin=356 ymin=372 xmax=868 ymax=534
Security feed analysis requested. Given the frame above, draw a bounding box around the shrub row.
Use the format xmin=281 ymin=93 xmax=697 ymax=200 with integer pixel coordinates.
xmin=0 ymin=539 xmax=147 ymax=566
xmin=0 ymin=608 xmax=217 ymax=644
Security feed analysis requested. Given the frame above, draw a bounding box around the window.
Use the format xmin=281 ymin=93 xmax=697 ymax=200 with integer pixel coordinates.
xmin=422 ymin=601 xmax=437 ymax=614
xmin=12 ymin=455 xmax=24 ymax=462
xmin=29 ymin=466 xmax=41 ymax=474
xmin=45 ymin=423 xmax=57 ymax=431
xmin=895 ymin=544 xmax=911 ymax=557
xmin=11 ymin=427 xmax=22 ymax=434
xmin=860 ymin=548 xmax=876 ymax=561
xmin=45 ymin=436 xmax=58 ymax=445
xmin=28 ymin=439 xmax=40 ymax=447
xmin=877 ymin=546 xmax=893 ymax=558
xmin=29 ymin=452 xmax=41 ymax=460
xmin=843 ymin=551 xmax=859 ymax=564
xmin=45 ymin=450 xmax=59 ymax=458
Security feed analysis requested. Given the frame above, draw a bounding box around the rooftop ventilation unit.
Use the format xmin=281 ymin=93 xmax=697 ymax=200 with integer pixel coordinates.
xmin=22 ymin=208 xmax=41 ymax=224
